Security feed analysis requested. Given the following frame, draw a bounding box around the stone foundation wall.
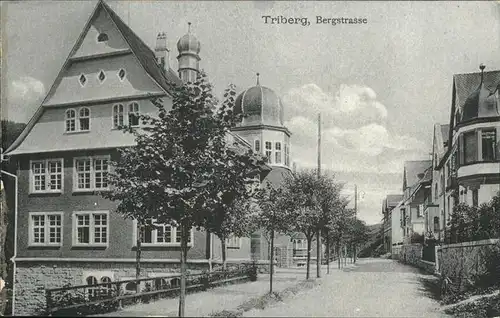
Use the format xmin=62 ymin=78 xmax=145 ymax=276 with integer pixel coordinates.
xmin=15 ymin=261 xmax=209 ymax=316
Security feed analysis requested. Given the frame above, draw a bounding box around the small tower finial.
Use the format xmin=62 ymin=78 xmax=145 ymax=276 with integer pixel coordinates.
xmin=188 ymin=22 xmax=191 ymax=33
xmin=256 ymin=72 xmax=260 ymax=85
xmin=480 ymin=63 xmax=486 ymax=84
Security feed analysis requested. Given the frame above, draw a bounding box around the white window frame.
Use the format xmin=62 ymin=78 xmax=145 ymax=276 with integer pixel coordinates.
xmin=79 ymin=107 xmax=91 ymax=132
xmin=65 ymin=107 xmax=91 ymax=133
xmin=78 ymin=74 xmax=87 ymax=87
xmin=254 ymin=140 xmax=261 ymax=153
xmin=112 ymin=104 xmax=125 ymax=129
xmin=117 ymin=69 xmax=126 ymax=82
xmin=72 ymin=211 xmax=109 ymax=247
xmin=132 ymin=219 xmax=194 ymax=247
xmin=29 ymin=158 xmax=64 ymax=194
xmin=65 ymin=109 xmax=77 ymax=132
xmin=73 ymin=155 xmax=110 ymax=192
xmin=274 ymin=141 xmax=282 ymax=164
xmin=265 ymin=141 xmax=272 ymax=164
xmin=226 ymin=235 xmax=241 ymax=249
xmin=28 ymin=212 xmax=64 ymax=247
xmin=97 ymin=69 xmax=106 ymax=84
xmin=128 ymin=102 xmax=140 ymax=127
xmin=83 ymin=271 xmax=114 ymax=299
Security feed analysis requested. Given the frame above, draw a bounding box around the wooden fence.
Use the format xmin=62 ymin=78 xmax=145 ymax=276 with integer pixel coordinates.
xmin=45 ymin=265 xmax=257 ymax=316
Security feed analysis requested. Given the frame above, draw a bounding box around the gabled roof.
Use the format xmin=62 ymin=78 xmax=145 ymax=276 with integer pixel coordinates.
xmin=100 ymin=1 xmax=182 ymax=90
xmin=5 ymin=0 xmax=182 ymax=155
xmin=403 ymin=160 xmax=432 ymax=190
xmin=440 ymin=124 xmax=450 ymax=146
xmin=386 ymin=194 xmax=403 ymax=207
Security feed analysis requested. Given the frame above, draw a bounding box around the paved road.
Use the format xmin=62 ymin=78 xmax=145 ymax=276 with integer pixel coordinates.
xmin=244 ymin=258 xmax=450 ymax=317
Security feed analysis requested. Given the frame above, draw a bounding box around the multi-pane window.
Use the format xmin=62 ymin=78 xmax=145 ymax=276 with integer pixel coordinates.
xmin=29 ymin=212 xmax=62 ymax=246
xmin=254 ymin=140 xmax=260 ymax=153
xmin=112 ymin=104 xmax=124 ymax=128
xmin=226 ymin=236 xmax=240 ymax=248
xmin=79 ymin=107 xmax=90 ymax=131
xmin=66 ymin=109 xmax=76 ymax=132
xmin=65 ymin=107 xmax=91 ymax=132
xmin=275 ymin=142 xmax=282 ymax=164
xmin=265 ymin=141 xmax=272 ymax=164
xmin=463 ymin=131 xmax=477 ymax=164
xmin=481 ymin=130 xmax=496 ymax=161
xmin=137 ymin=219 xmax=192 ymax=245
xmin=31 ymin=159 xmax=63 ymax=193
xmin=128 ymin=102 xmax=140 ymax=127
xmin=74 ymin=212 xmax=108 ymax=245
xmin=74 ymin=157 xmax=110 ymax=191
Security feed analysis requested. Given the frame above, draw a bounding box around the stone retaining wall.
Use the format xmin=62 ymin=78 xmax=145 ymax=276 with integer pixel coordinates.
xmin=437 ymin=239 xmax=499 ymax=292
xmin=400 ymin=243 xmax=422 ymax=266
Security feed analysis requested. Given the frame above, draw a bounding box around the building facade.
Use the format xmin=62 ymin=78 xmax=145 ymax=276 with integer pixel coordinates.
xmin=3 ymin=1 xmax=290 ymax=315
xmin=382 ymin=194 xmax=402 ymax=253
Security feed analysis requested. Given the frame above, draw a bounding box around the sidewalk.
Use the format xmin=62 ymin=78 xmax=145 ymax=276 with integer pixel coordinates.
xmin=94 ymin=263 xmax=353 ymax=317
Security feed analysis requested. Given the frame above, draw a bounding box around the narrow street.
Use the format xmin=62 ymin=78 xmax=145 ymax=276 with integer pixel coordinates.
xmin=244 ymin=258 xmax=449 ymax=317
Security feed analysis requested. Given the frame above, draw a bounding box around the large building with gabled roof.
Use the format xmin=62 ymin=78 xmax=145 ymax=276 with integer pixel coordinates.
xmin=3 ymin=0 xmax=296 ymax=315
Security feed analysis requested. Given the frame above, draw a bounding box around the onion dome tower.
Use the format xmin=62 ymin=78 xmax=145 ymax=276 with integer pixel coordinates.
xmin=176 ymin=22 xmax=201 ymax=83
xmin=232 ymin=73 xmax=291 ymax=169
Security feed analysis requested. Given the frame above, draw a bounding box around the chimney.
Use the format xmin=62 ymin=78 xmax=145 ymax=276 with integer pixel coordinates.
xmin=155 ymin=32 xmax=169 ymax=72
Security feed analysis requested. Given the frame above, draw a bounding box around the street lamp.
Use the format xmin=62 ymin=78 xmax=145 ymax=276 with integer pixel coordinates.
xmin=1 ymin=150 xmax=18 ymax=316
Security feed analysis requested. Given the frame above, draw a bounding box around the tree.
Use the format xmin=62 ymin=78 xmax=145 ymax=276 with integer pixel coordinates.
xmin=345 ymin=218 xmax=369 ymax=258
xmin=102 ymin=72 xmax=265 ymax=317
xmin=255 ymin=182 xmax=292 ymax=293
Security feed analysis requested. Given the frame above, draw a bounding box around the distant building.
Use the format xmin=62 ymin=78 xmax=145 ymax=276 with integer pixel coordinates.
xmin=382 ymin=194 xmax=402 ymax=253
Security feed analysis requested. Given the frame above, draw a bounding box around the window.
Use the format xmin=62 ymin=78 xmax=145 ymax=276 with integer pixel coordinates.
xmin=79 ymin=74 xmax=87 ymax=87
xmin=254 ymin=140 xmax=260 ymax=153
xmin=433 ymin=217 xmax=440 ymax=233
xmin=265 ymin=141 xmax=272 ymax=164
xmin=73 ymin=211 xmax=108 ymax=246
xmin=434 ymin=183 xmax=438 ymax=201
xmin=112 ymin=104 xmax=124 ymax=128
xmin=86 ymin=276 xmax=99 ymax=299
xmin=100 ymin=276 xmax=113 ymax=297
xmin=136 ymin=219 xmax=193 ymax=246
xmin=481 ymin=129 xmax=496 ymax=161
xmin=472 ymin=189 xmax=478 ymax=207
xmin=74 ymin=156 xmax=109 ymax=191
xmin=284 ymin=144 xmax=289 ymax=167
xmin=66 ymin=107 xmax=91 ymax=133
xmin=293 ymin=239 xmax=307 ymax=250
xmin=418 ymin=204 xmax=424 ymax=217
xmin=118 ymin=69 xmax=126 ymax=81
xmin=30 ymin=159 xmax=63 ymax=193
xmin=226 ymin=236 xmax=241 ymax=248
xmin=79 ymin=107 xmax=90 ymax=131
xmin=29 ymin=212 xmax=63 ymax=246
xmin=66 ymin=109 xmax=76 ymax=132
xmin=275 ymin=142 xmax=282 ymax=164
xmin=97 ymin=33 xmax=108 ymax=42
xmin=98 ymin=70 xmax=106 ymax=83
xmin=128 ymin=102 xmax=140 ymax=127
xmin=463 ymin=131 xmax=477 ymax=164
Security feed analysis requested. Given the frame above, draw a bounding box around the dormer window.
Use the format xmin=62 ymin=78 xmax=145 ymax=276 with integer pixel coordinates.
xmin=79 ymin=74 xmax=87 ymax=87
xmin=66 ymin=109 xmax=76 ymax=132
xmin=97 ymin=33 xmax=109 ymax=42
xmin=98 ymin=70 xmax=106 ymax=83
xmin=112 ymin=104 xmax=124 ymax=128
xmin=118 ymin=69 xmax=126 ymax=81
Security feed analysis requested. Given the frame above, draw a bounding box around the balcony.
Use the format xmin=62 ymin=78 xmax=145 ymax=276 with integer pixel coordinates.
xmin=457 ymin=162 xmax=500 ymax=180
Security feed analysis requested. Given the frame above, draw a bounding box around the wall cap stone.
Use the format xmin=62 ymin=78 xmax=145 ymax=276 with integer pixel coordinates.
xmin=438 ymin=239 xmax=499 ymax=250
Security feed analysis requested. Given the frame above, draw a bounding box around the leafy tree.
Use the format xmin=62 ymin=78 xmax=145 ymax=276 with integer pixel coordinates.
xmin=255 ymin=182 xmax=293 ymax=293
xmin=1 ymin=120 xmax=26 ymax=154
xmin=102 ymin=72 xmax=265 ymax=317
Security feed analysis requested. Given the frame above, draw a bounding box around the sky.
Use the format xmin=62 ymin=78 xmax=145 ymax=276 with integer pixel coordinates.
xmin=2 ymin=1 xmax=500 ymax=224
